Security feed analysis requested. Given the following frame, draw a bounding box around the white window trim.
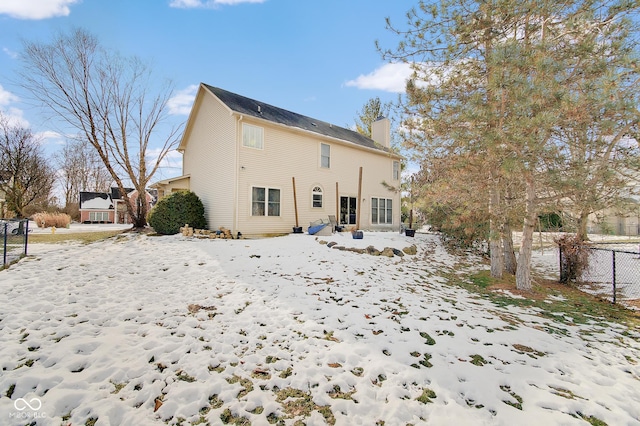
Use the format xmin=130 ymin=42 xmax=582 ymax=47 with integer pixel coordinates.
xmin=320 ymin=143 xmax=330 ymax=169
xmin=251 ymin=186 xmax=281 ymax=217
xmin=312 ymin=185 xmax=323 ymax=208
xmin=242 ymin=123 xmax=264 ymax=150
xmin=392 ymin=161 xmax=400 ymax=181
xmin=371 ymin=197 xmax=393 ymax=225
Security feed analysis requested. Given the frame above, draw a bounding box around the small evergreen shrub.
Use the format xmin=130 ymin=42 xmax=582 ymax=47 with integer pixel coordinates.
xmin=148 ymin=191 xmax=207 ymax=235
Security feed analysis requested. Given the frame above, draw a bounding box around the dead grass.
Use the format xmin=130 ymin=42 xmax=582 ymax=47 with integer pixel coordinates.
xmin=32 ymin=212 xmax=71 ymax=228
xmin=28 ymin=230 xmax=125 ymax=245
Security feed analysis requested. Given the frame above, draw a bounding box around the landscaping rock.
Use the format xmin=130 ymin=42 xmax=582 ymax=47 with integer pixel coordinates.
xmin=381 ymin=247 xmax=395 ymax=257
xmin=403 ymin=245 xmax=417 ymax=255
xmin=366 ymin=245 xmax=381 ymax=256
xmin=392 ymin=248 xmax=404 ymax=257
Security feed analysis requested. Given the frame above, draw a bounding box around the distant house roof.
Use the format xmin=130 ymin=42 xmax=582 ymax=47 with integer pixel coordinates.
xmin=111 ymin=187 xmax=135 ymax=200
xmin=79 ymin=192 xmax=113 ymax=210
xmin=202 ymin=84 xmax=398 ymax=156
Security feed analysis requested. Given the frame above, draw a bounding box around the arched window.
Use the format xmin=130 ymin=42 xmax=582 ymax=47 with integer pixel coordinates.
xmin=312 ymin=186 xmax=323 ymax=208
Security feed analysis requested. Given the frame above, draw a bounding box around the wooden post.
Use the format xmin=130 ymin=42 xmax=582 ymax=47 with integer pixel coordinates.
xmin=356 ymin=167 xmax=363 ymax=230
xmin=292 ymin=177 xmax=299 ymax=228
xmin=335 ymin=182 xmax=339 ymax=222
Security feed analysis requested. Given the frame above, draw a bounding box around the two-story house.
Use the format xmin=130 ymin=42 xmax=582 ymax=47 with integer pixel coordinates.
xmin=153 ymin=84 xmax=403 ymax=236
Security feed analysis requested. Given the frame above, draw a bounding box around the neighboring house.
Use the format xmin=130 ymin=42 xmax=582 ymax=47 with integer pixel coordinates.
xmin=587 ymin=201 xmax=640 ymax=236
xmin=79 ymin=188 xmax=155 ymax=224
xmin=79 ymin=191 xmax=115 ymax=224
xmin=152 ymin=84 xmax=403 ymax=236
xmin=111 ymin=187 xmax=156 ymax=225
xmin=151 ymin=175 xmax=190 ymax=199
xmin=587 ymin=170 xmax=640 ymax=236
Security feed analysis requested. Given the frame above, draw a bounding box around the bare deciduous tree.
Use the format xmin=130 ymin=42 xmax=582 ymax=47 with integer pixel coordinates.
xmin=18 ymin=28 xmax=182 ymax=228
xmin=0 ymin=113 xmax=55 ymax=217
xmin=54 ymin=137 xmax=111 ymax=218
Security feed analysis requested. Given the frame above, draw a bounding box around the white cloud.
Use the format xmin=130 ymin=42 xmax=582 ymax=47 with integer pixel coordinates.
xmin=146 ymin=147 xmax=183 ymax=179
xmin=0 ymin=107 xmax=29 ymax=128
xmin=169 ymin=0 xmax=265 ymax=8
xmin=0 ymin=0 xmax=79 ymax=20
xmin=3 ymin=47 xmax=18 ymax=59
xmin=345 ymin=63 xmax=414 ymax=93
xmin=0 ymin=84 xmax=19 ymax=106
xmin=36 ymin=130 xmax=65 ymax=146
xmin=0 ymin=85 xmax=28 ymax=127
xmin=167 ymin=85 xmax=198 ymax=115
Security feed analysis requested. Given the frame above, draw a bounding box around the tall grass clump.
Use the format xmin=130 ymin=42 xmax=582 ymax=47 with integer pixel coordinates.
xmin=32 ymin=212 xmax=72 ymax=228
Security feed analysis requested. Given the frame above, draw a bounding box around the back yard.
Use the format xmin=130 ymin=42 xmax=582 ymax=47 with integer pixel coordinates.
xmin=0 ymin=231 xmax=638 ymax=425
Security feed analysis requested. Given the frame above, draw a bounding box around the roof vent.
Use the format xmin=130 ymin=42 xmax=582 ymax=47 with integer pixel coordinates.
xmin=257 ymin=105 xmax=262 ymax=114
xmin=311 ymin=122 xmax=317 ymax=127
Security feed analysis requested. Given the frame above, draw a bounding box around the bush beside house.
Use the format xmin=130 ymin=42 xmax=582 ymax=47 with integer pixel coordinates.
xmin=148 ymin=191 xmax=207 ymax=235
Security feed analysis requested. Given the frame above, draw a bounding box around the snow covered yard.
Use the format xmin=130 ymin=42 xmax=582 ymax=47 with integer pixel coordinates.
xmin=0 ymin=232 xmax=639 ymax=426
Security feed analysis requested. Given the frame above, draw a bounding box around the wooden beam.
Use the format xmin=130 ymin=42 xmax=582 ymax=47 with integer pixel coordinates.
xmin=356 ymin=167 xmax=363 ymax=230
xmin=292 ymin=177 xmax=299 ymax=228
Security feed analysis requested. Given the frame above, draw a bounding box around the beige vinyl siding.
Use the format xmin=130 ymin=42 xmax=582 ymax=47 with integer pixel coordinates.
xmin=182 ymin=94 xmax=237 ymax=231
xmin=236 ymin=118 xmax=400 ymax=235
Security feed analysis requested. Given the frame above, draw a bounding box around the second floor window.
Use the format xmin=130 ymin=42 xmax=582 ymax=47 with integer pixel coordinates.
xmin=393 ymin=161 xmax=400 ymax=181
xmin=243 ymin=123 xmax=263 ymax=149
xmin=321 ymin=143 xmax=330 ymax=168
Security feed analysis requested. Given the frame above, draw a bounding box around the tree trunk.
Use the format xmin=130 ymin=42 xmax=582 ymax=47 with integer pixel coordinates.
xmin=516 ymin=178 xmax=536 ymax=291
xmin=576 ymin=211 xmax=589 ymax=242
xmin=502 ymin=222 xmax=517 ymax=275
xmin=489 ymin=181 xmax=504 ymax=278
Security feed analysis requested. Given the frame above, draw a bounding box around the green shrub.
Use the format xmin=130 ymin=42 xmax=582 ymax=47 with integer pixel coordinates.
xmin=148 ymin=191 xmax=207 ymax=235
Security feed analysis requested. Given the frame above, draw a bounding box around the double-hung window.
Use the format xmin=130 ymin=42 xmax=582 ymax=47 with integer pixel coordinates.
xmin=252 ymin=187 xmax=280 ymax=216
xmin=371 ymin=197 xmax=393 ymax=224
xmin=320 ymin=143 xmax=330 ymax=168
xmin=243 ymin=123 xmax=264 ymax=149
xmin=89 ymin=211 xmax=109 ymax=222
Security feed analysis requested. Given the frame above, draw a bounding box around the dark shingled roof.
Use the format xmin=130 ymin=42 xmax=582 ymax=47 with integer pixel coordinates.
xmin=110 ymin=187 xmax=135 ymax=200
xmin=203 ymin=84 xmax=395 ymax=155
xmin=79 ymin=192 xmax=113 ymax=209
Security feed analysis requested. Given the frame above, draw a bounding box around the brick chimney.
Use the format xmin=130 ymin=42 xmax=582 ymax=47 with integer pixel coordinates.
xmin=371 ymin=116 xmax=390 ymax=148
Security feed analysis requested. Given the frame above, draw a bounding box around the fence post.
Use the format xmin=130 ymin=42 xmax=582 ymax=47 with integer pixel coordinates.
xmin=2 ymin=222 xmax=7 ymax=267
xmin=24 ymin=219 xmax=29 ymax=256
xmin=612 ymin=250 xmax=616 ymax=304
xmin=559 ymin=245 xmax=562 ymax=282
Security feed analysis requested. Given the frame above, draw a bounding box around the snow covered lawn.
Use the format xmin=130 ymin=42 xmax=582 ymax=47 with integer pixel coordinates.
xmin=0 ymin=232 xmax=639 ymax=425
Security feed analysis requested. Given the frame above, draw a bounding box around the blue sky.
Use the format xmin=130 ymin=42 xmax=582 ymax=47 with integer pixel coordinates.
xmin=0 ymin=0 xmax=417 ymax=181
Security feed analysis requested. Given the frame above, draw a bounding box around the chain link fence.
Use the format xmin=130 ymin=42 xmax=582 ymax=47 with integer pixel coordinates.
xmin=2 ymin=219 xmax=29 ymax=268
xmin=575 ymin=245 xmax=640 ymax=310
